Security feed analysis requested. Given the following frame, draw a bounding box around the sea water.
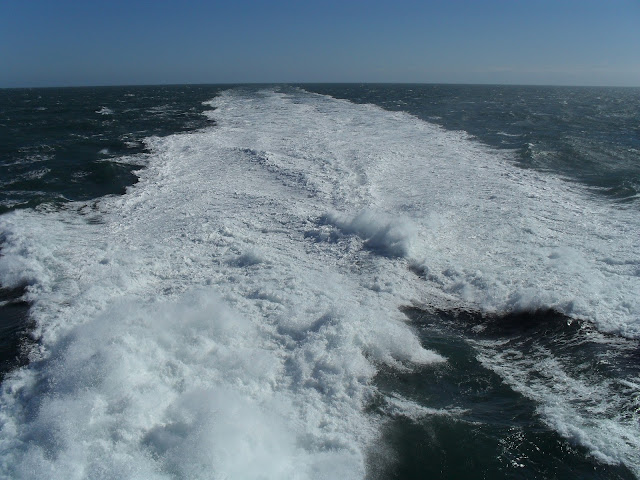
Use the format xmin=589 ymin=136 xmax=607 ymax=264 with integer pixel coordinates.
xmin=0 ymin=84 xmax=638 ymax=479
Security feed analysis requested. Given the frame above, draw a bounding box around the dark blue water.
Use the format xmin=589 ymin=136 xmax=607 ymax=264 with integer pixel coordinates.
xmin=1 ymin=84 xmax=638 ymax=479
xmin=371 ymin=307 xmax=638 ymax=479
xmin=0 ymin=85 xmax=223 ymax=214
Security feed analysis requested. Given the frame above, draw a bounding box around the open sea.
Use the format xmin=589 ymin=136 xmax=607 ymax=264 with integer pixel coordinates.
xmin=0 ymin=84 xmax=639 ymax=479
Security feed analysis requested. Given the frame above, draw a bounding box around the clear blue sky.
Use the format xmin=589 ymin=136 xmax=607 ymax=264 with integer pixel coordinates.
xmin=1 ymin=0 xmax=639 ymax=87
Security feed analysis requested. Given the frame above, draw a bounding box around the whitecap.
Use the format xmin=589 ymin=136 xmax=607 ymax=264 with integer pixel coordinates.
xmin=96 ymin=106 xmax=114 ymax=115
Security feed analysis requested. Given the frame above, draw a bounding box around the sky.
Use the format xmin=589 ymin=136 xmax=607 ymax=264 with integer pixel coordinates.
xmin=1 ymin=0 xmax=639 ymax=88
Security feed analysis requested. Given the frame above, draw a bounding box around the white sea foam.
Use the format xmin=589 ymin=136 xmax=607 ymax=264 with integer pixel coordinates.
xmin=0 ymin=90 xmax=444 ymax=478
xmin=320 ymin=210 xmax=417 ymax=258
xmin=382 ymin=393 xmax=468 ymax=421
xmin=0 ymin=87 xmax=638 ymax=477
xmin=96 ymin=106 xmax=114 ymax=115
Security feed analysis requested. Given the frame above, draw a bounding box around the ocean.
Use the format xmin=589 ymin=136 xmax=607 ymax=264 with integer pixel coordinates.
xmin=0 ymin=84 xmax=638 ymax=479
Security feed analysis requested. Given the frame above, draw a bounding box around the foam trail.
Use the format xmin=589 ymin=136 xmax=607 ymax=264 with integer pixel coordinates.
xmin=0 ymin=87 xmax=638 ymax=477
xmin=0 ymin=89 xmax=443 ymax=478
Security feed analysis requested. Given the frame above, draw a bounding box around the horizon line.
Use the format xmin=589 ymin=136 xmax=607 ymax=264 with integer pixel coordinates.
xmin=2 ymin=80 xmax=639 ymax=90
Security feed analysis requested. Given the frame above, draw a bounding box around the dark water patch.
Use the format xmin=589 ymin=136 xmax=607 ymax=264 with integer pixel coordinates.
xmin=0 ymin=85 xmax=224 ymax=213
xmin=366 ymin=307 xmax=639 ymax=479
xmin=0 ymin=286 xmax=33 ymax=380
xmin=370 ymin=413 xmax=634 ymax=480
xmin=419 ymin=307 xmax=583 ymax=338
xmin=412 ymin=306 xmax=640 ymax=381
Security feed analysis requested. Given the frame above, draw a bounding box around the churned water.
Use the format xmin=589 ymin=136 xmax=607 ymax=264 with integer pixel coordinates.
xmin=0 ymin=84 xmax=638 ymax=479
